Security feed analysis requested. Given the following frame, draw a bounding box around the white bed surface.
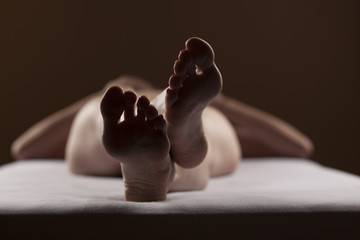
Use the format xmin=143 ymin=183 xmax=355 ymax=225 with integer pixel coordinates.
xmin=0 ymin=158 xmax=359 ymax=215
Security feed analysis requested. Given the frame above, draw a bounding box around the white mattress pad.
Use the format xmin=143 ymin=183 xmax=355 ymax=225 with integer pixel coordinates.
xmin=1 ymin=158 xmax=359 ymax=215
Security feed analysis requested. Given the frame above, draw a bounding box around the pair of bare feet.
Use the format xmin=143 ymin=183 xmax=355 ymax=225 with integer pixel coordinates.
xmin=100 ymin=38 xmax=222 ymax=202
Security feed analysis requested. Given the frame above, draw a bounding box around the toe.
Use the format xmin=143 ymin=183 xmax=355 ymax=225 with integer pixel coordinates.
xmin=169 ymin=74 xmax=184 ymax=90
xmin=149 ymin=115 xmax=166 ymax=133
xmin=145 ymin=105 xmax=158 ymax=121
xmin=173 ymin=60 xmax=187 ymax=75
xmin=100 ymin=86 xmax=125 ymax=124
xmin=185 ymin=37 xmax=215 ymax=70
xmin=178 ymin=50 xmax=196 ymax=76
xmin=137 ymin=95 xmax=150 ymax=119
xmin=165 ymin=88 xmax=178 ymax=108
xmin=124 ymin=91 xmax=137 ymax=120
xmin=178 ymin=49 xmax=193 ymax=66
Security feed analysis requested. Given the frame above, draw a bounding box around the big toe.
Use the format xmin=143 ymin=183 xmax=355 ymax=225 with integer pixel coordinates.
xmin=100 ymin=86 xmax=125 ymax=123
xmin=185 ymin=37 xmax=215 ymax=70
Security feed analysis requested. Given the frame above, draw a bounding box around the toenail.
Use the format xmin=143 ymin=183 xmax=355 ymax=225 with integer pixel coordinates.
xmin=179 ymin=49 xmax=185 ymax=53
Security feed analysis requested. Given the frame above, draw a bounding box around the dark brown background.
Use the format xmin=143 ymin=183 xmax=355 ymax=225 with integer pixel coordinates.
xmin=1 ymin=1 xmax=359 ymax=175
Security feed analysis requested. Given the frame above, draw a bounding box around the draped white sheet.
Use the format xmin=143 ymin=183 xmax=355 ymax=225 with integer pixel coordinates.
xmin=1 ymin=158 xmax=359 ymax=215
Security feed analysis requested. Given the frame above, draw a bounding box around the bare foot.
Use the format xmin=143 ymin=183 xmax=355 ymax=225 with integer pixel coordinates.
xmin=100 ymin=86 xmax=174 ymax=201
xmin=166 ymin=37 xmax=223 ymax=168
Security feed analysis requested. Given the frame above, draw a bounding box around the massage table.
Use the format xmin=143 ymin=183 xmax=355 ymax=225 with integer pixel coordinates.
xmin=1 ymin=158 xmax=359 ymax=239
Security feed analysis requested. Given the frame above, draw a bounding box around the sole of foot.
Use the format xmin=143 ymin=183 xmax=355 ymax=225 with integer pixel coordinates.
xmin=100 ymin=86 xmax=174 ymax=201
xmin=165 ymin=37 xmax=223 ymax=169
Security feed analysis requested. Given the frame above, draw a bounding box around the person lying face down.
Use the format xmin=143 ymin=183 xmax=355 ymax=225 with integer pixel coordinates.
xmin=12 ymin=37 xmax=314 ymax=202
